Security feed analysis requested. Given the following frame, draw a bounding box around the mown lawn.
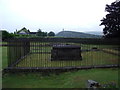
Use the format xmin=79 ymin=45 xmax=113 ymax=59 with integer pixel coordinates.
xmin=2 ymin=68 xmax=119 ymax=88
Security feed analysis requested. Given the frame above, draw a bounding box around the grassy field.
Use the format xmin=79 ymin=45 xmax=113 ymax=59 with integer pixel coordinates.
xmin=17 ymin=51 xmax=118 ymax=67
xmin=2 ymin=68 xmax=119 ymax=88
xmin=1 ymin=43 xmax=119 ymax=88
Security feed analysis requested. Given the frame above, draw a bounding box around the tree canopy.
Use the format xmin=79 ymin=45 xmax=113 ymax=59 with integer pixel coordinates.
xmin=36 ymin=29 xmax=47 ymax=37
xmin=48 ymin=31 xmax=55 ymax=36
xmin=100 ymin=1 xmax=120 ymax=38
xmin=0 ymin=30 xmax=14 ymax=40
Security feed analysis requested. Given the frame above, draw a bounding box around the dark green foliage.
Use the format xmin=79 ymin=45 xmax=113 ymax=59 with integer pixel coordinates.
xmin=100 ymin=1 xmax=120 ymax=38
xmin=0 ymin=30 xmax=14 ymax=40
xmin=43 ymin=32 xmax=47 ymax=37
xmin=48 ymin=31 xmax=55 ymax=36
xmin=36 ymin=29 xmax=47 ymax=37
xmin=36 ymin=29 xmax=42 ymax=36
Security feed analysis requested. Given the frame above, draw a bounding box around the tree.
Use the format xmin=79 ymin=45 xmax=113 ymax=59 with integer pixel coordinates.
xmin=42 ymin=32 xmax=47 ymax=37
xmin=100 ymin=1 xmax=120 ymax=38
xmin=48 ymin=31 xmax=55 ymax=36
xmin=36 ymin=29 xmax=47 ymax=37
xmin=0 ymin=30 xmax=14 ymax=40
xmin=36 ymin=29 xmax=42 ymax=36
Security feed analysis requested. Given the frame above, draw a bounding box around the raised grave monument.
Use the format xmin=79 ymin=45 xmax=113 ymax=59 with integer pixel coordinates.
xmin=51 ymin=44 xmax=82 ymax=61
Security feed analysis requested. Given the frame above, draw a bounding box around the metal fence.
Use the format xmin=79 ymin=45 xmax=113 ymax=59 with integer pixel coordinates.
xmin=6 ymin=38 xmax=119 ymax=71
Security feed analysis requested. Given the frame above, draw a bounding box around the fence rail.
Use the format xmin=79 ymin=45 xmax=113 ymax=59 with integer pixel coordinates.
xmin=5 ymin=38 xmax=119 ymax=71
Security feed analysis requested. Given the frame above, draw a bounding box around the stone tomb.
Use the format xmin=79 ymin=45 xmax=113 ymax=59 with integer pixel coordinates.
xmin=51 ymin=44 xmax=82 ymax=61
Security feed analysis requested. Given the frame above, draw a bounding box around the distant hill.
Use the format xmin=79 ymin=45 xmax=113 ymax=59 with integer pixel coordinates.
xmin=85 ymin=31 xmax=103 ymax=35
xmin=56 ymin=31 xmax=102 ymax=38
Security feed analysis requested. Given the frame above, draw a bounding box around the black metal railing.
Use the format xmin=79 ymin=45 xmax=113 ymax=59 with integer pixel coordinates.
xmin=6 ymin=38 xmax=119 ymax=69
xmin=7 ymin=41 xmax=30 ymax=67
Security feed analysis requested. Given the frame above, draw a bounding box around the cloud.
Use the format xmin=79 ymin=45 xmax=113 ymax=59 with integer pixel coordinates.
xmin=0 ymin=0 xmax=115 ymax=33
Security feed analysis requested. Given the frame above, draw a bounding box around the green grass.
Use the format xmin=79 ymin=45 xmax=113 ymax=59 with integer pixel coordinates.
xmin=2 ymin=47 xmax=8 ymax=68
xmin=0 ymin=46 xmax=7 ymax=69
xmin=81 ymin=44 xmax=119 ymax=50
xmin=2 ymin=68 xmax=119 ymax=88
xmin=17 ymin=51 xmax=118 ymax=67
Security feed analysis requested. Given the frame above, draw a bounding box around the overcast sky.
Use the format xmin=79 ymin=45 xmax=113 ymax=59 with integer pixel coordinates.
xmin=0 ymin=0 xmax=115 ymax=34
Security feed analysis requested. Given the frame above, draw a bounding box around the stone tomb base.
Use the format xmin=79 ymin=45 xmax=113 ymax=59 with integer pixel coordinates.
xmin=51 ymin=45 xmax=82 ymax=61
